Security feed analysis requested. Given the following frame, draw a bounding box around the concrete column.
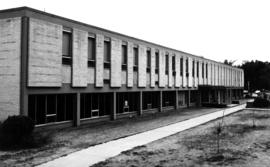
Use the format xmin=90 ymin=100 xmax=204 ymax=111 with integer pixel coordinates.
xmin=217 ymin=90 xmax=221 ymax=104
xmin=139 ymin=91 xmax=143 ymax=115
xmin=197 ymin=91 xmax=202 ymax=107
xmin=74 ymin=93 xmax=80 ymax=127
xmin=159 ymin=91 xmax=163 ymax=112
xmin=112 ymin=92 xmax=117 ymax=120
xmin=175 ymin=91 xmax=179 ymax=109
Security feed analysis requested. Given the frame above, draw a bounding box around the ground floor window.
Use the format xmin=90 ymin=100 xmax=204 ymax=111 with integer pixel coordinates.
xmin=142 ymin=91 xmax=159 ymax=110
xmin=190 ymin=91 xmax=197 ymax=103
xmin=117 ymin=92 xmax=139 ymax=113
xmin=80 ymin=93 xmax=112 ymax=119
xmin=163 ymin=91 xmax=175 ymax=107
xmin=201 ymin=89 xmax=209 ymax=103
xmin=178 ymin=91 xmax=188 ymax=106
xmin=28 ymin=94 xmax=74 ymax=125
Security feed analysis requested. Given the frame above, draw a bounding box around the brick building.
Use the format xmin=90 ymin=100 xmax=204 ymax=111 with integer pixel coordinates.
xmin=0 ymin=7 xmax=244 ymax=128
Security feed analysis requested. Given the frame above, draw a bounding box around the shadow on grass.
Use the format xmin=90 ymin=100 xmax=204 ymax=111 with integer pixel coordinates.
xmin=237 ymin=112 xmax=270 ymax=122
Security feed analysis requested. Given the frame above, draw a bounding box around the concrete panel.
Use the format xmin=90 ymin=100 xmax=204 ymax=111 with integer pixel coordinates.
xmin=175 ymin=54 xmax=180 ymax=87
xmin=242 ymin=70 xmax=244 ymax=87
xmin=104 ymin=69 xmax=110 ymax=80
xmin=121 ymin=71 xmax=127 ymax=85
xmin=127 ymin=42 xmax=134 ymax=87
xmin=203 ymin=61 xmax=206 ymax=85
xmin=138 ymin=45 xmax=146 ymax=87
xmin=28 ymin=18 xmax=62 ymax=87
xmin=95 ymin=34 xmax=104 ymax=87
xmin=182 ymin=56 xmax=187 ymax=87
xmin=159 ymin=50 xmax=166 ymax=87
xmin=188 ymin=57 xmax=192 ymax=87
xmin=211 ymin=63 xmax=215 ymax=86
xmin=0 ymin=17 xmax=21 ymax=121
xmin=207 ymin=62 xmax=211 ymax=85
xmin=168 ymin=53 xmax=173 ymax=87
xmin=87 ymin=67 xmax=95 ymax=84
xmin=72 ymin=29 xmax=88 ymax=87
xmin=110 ymin=37 xmax=122 ymax=87
xmin=62 ymin=65 xmax=71 ymax=83
xmin=150 ymin=48 xmax=156 ymax=87
xmin=215 ymin=64 xmax=218 ymax=86
xmin=146 ymin=73 xmax=150 ymax=86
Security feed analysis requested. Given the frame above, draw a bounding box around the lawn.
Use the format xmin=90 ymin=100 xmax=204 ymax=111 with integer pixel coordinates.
xmin=93 ymin=109 xmax=270 ymax=167
xmin=0 ymin=107 xmax=220 ymax=167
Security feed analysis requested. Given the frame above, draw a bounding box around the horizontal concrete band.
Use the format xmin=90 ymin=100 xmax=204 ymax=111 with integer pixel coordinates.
xmin=38 ymin=103 xmax=247 ymax=167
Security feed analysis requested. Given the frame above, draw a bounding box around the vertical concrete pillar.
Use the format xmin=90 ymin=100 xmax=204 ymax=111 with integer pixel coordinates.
xmin=139 ymin=91 xmax=143 ymax=115
xmin=159 ymin=91 xmax=163 ymax=112
xmin=112 ymin=92 xmax=117 ymax=120
xmin=74 ymin=93 xmax=80 ymax=126
xmin=175 ymin=91 xmax=179 ymax=109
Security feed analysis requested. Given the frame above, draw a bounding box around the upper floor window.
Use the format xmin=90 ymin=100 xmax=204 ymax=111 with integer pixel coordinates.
xmin=197 ymin=61 xmax=199 ymax=77
xmin=180 ymin=58 xmax=183 ymax=76
xmin=192 ymin=60 xmax=195 ymax=77
xmin=62 ymin=31 xmax=72 ymax=65
xmin=134 ymin=47 xmax=138 ymax=66
xmin=172 ymin=56 xmax=175 ymax=72
xmin=122 ymin=45 xmax=127 ymax=65
xmin=147 ymin=49 xmax=151 ymax=71
xmin=202 ymin=63 xmax=204 ymax=78
xmin=206 ymin=63 xmax=208 ymax=78
xmin=165 ymin=54 xmax=169 ymax=75
xmin=186 ymin=59 xmax=189 ymax=77
xmin=88 ymin=37 xmax=95 ymax=67
xmin=104 ymin=40 xmax=110 ymax=68
xmin=155 ymin=51 xmax=159 ymax=73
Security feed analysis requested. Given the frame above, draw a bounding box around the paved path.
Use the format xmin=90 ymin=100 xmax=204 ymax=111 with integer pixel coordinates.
xmin=38 ymin=104 xmax=246 ymax=167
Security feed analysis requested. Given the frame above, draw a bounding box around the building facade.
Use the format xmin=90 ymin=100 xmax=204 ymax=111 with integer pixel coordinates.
xmin=0 ymin=7 xmax=244 ymax=128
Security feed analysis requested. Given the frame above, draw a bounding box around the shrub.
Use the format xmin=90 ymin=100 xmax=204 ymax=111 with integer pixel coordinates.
xmin=253 ymin=98 xmax=270 ymax=108
xmin=0 ymin=115 xmax=35 ymax=148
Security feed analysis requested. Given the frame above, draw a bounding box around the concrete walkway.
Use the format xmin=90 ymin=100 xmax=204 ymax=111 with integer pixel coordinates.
xmin=38 ymin=104 xmax=246 ymax=167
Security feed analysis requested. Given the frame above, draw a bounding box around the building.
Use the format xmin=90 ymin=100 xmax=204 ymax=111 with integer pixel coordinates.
xmin=0 ymin=7 xmax=244 ymax=128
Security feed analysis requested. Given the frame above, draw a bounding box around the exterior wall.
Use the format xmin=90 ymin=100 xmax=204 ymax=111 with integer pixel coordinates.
xmin=127 ymin=42 xmax=134 ymax=87
xmin=138 ymin=45 xmax=146 ymax=87
xmin=188 ymin=57 xmax=192 ymax=87
xmin=168 ymin=53 xmax=173 ymax=87
xmin=28 ymin=18 xmax=62 ymax=87
xmin=0 ymin=17 xmax=21 ymax=121
xmin=150 ymin=48 xmax=155 ymax=87
xmin=175 ymin=54 xmax=180 ymax=87
xmin=110 ymin=37 xmax=122 ymax=87
xmin=95 ymin=34 xmax=104 ymax=87
xmin=159 ymin=50 xmax=166 ymax=87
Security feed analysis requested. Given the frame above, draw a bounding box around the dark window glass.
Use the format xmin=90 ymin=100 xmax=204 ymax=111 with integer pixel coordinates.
xmin=186 ymin=59 xmax=188 ymax=77
xmin=206 ymin=63 xmax=208 ymax=78
xmin=172 ymin=56 xmax=175 ymax=71
xmin=180 ymin=58 xmax=183 ymax=76
xmin=192 ymin=61 xmax=195 ymax=77
xmin=155 ymin=52 xmax=159 ymax=69
xmin=62 ymin=32 xmax=72 ymax=57
xmin=147 ymin=50 xmax=151 ymax=68
xmin=88 ymin=37 xmax=95 ymax=61
xmin=165 ymin=54 xmax=169 ymax=74
xmin=104 ymin=41 xmax=110 ymax=62
xmin=122 ymin=45 xmax=127 ymax=65
xmin=202 ymin=63 xmax=204 ymax=78
xmin=134 ymin=47 xmax=138 ymax=66
xmin=197 ymin=62 xmax=199 ymax=77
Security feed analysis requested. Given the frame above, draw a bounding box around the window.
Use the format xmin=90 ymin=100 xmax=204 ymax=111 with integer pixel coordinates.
xmin=197 ymin=62 xmax=199 ymax=77
xmin=192 ymin=60 xmax=195 ymax=77
xmin=172 ymin=56 xmax=175 ymax=73
xmin=122 ymin=45 xmax=127 ymax=70
xmin=155 ymin=51 xmax=159 ymax=73
xmin=202 ymin=63 xmax=204 ymax=78
xmin=62 ymin=31 xmax=72 ymax=65
xmin=165 ymin=54 xmax=169 ymax=75
xmin=180 ymin=58 xmax=183 ymax=76
xmin=133 ymin=47 xmax=138 ymax=71
xmin=28 ymin=94 xmax=74 ymax=125
xmin=147 ymin=50 xmax=151 ymax=72
xmin=104 ymin=41 xmax=110 ymax=68
xmin=162 ymin=91 xmax=175 ymax=107
xmin=116 ymin=92 xmax=140 ymax=113
xmin=88 ymin=37 xmax=95 ymax=67
xmin=186 ymin=59 xmax=189 ymax=77
xmin=142 ymin=91 xmax=159 ymax=110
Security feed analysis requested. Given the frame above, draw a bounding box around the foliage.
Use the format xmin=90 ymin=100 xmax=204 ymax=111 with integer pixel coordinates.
xmin=239 ymin=60 xmax=270 ymax=92
xmin=224 ymin=59 xmax=236 ymax=66
xmin=0 ymin=115 xmax=35 ymax=148
xmin=253 ymin=97 xmax=270 ymax=108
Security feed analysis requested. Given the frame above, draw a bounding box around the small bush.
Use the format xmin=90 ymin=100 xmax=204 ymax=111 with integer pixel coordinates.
xmin=253 ymin=98 xmax=270 ymax=108
xmin=0 ymin=115 xmax=35 ymax=148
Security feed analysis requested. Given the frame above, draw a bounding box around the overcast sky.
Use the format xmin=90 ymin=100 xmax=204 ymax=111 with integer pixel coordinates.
xmin=2 ymin=0 xmax=270 ymax=65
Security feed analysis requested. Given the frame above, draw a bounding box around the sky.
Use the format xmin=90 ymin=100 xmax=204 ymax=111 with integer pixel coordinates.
xmin=1 ymin=0 xmax=270 ymax=65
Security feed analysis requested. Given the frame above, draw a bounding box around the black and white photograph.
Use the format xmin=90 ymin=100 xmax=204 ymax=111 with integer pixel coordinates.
xmin=0 ymin=0 xmax=270 ymax=166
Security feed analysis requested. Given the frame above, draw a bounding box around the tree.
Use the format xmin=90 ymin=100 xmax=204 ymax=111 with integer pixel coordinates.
xmin=224 ymin=59 xmax=236 ymax=66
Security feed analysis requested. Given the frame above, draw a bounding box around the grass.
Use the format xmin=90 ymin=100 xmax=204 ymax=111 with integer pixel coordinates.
xmin=0 ymin=107 xmax=220 ymax=167
xmin=92 ymin=109 xmax=270 ymax=167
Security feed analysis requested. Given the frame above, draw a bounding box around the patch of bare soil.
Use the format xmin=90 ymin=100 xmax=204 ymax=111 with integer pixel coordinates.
xmin=93 ymin=110 xmax=270 ymax=167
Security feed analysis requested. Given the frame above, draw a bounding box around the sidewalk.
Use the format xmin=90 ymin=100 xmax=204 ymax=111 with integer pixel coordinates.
xmin=38 ymin=103 xmax=246 ymax=167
